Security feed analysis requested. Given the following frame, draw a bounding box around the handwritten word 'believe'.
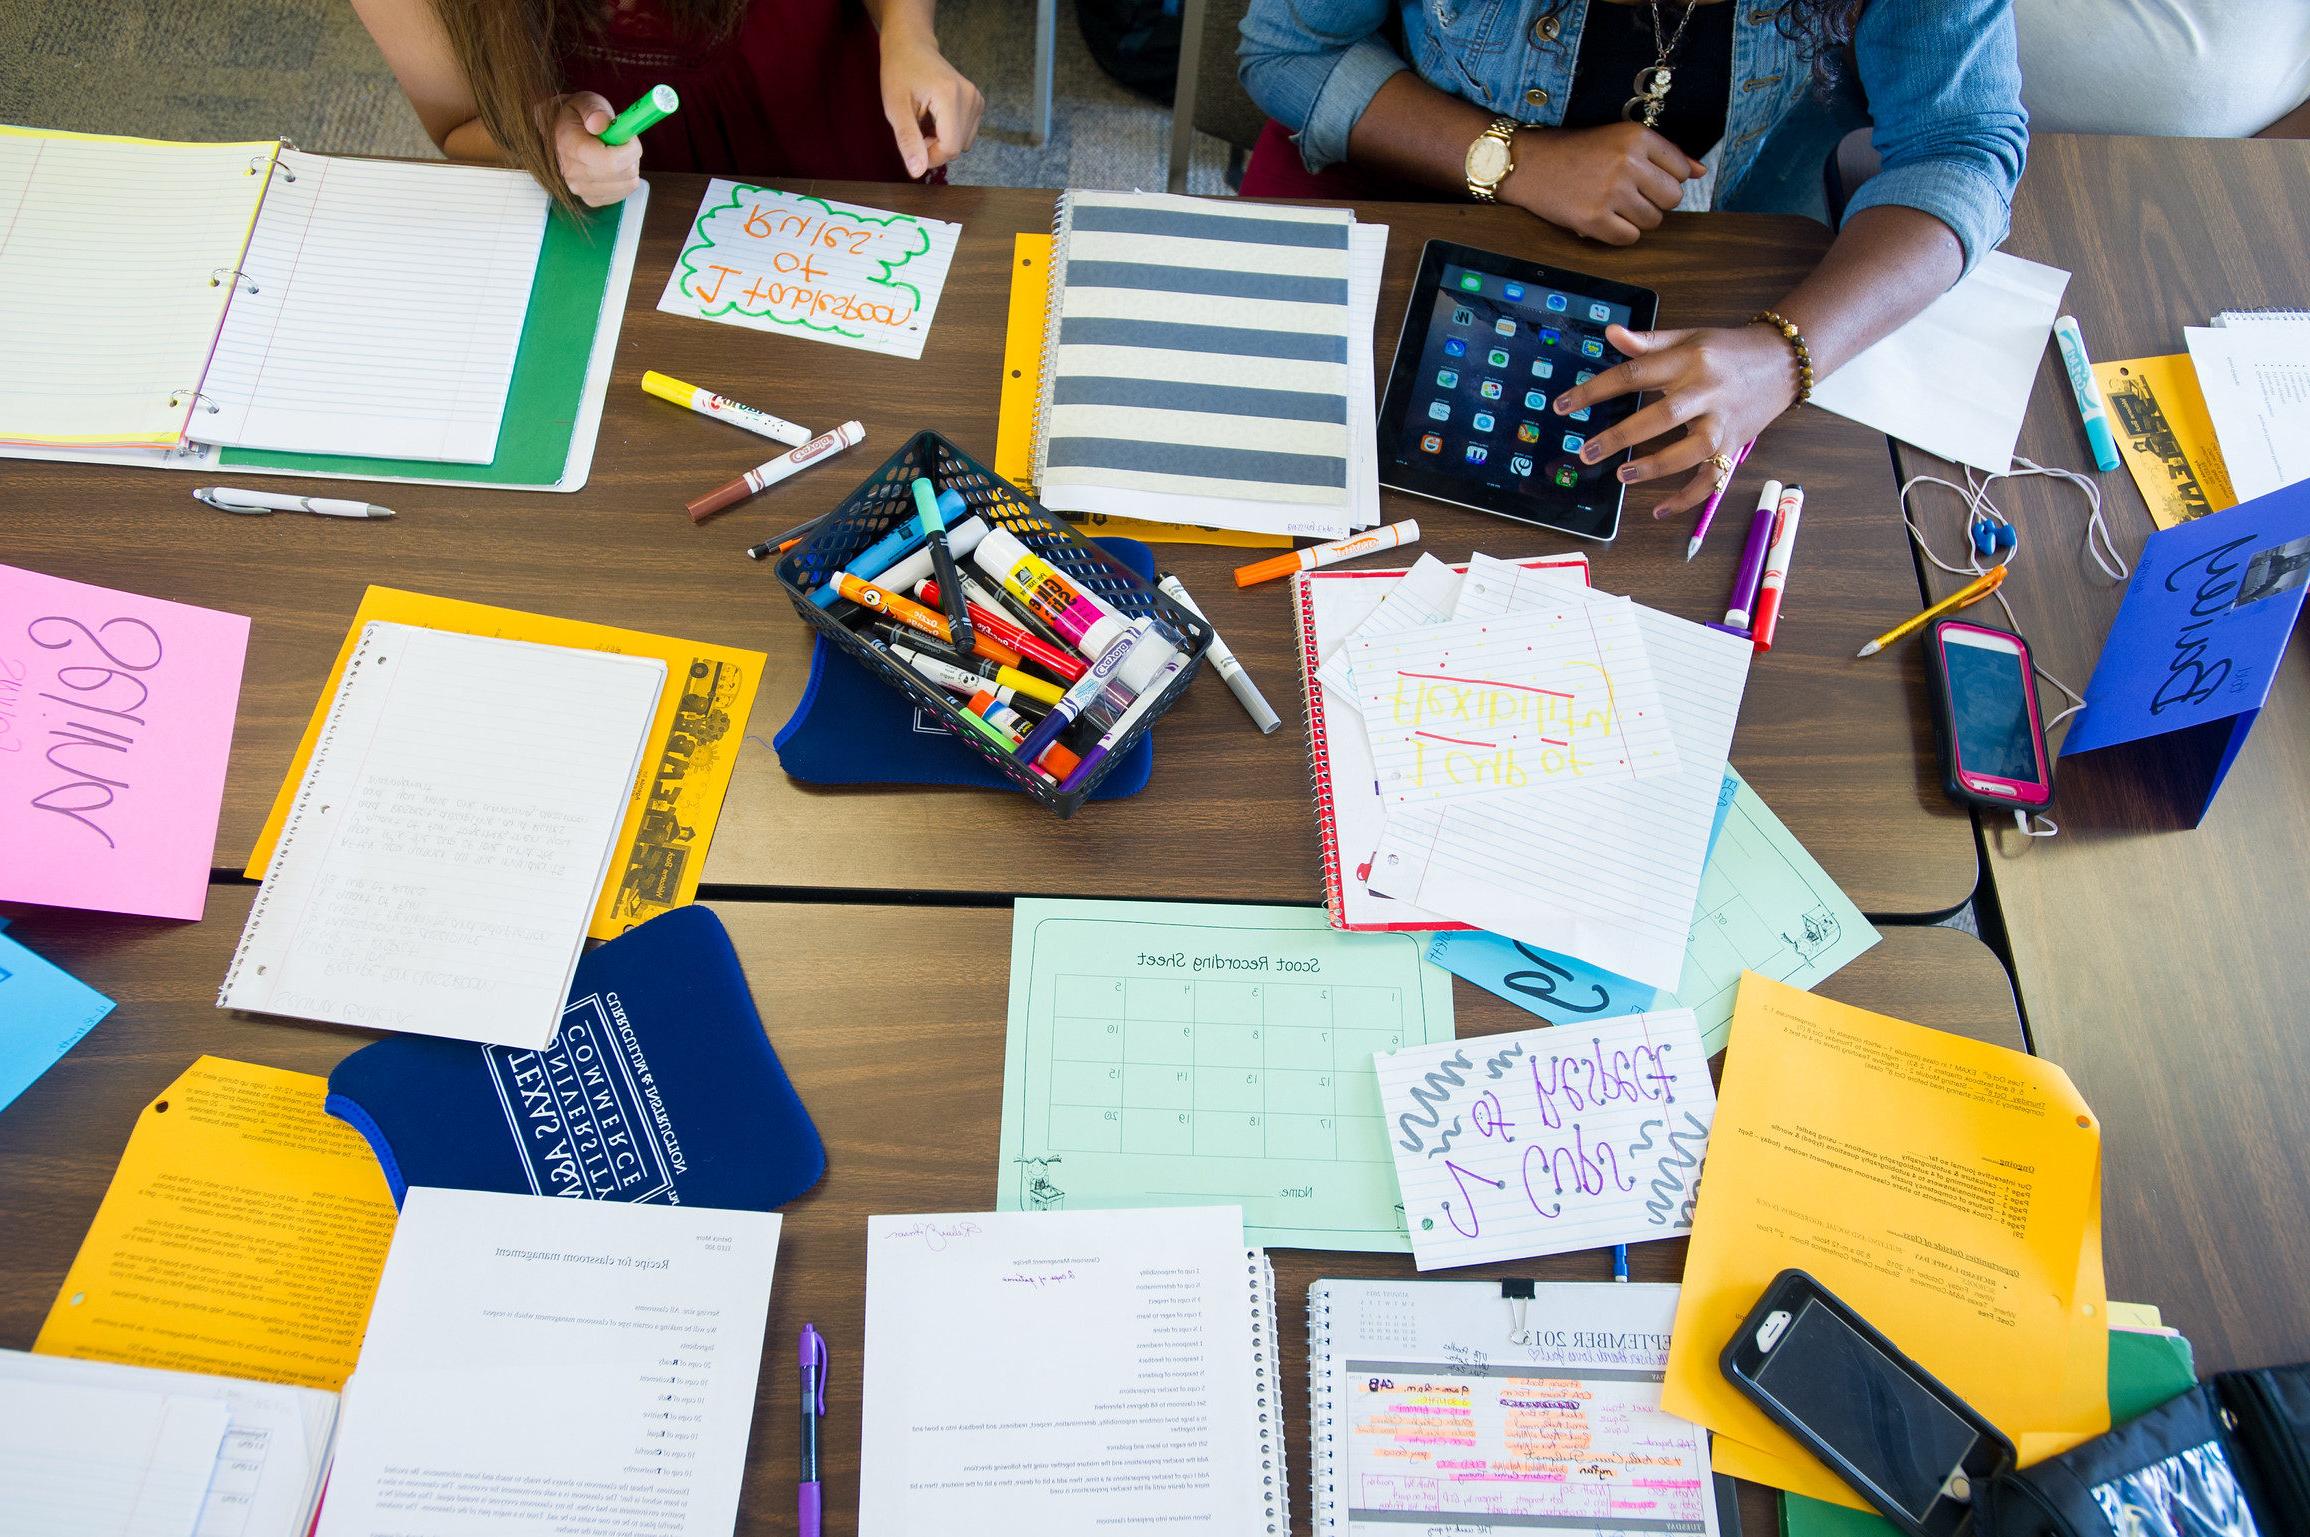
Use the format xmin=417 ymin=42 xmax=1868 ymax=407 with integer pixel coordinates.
xmin=6 ymin=614 xmax=166 ymax=850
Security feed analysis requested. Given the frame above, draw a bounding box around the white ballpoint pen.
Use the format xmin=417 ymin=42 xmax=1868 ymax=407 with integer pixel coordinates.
xmin=194 ymin=487 xmax=395 ymax=519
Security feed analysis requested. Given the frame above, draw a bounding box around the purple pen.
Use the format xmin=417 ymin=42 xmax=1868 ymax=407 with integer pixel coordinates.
xmin=1684 ymin=436 xmax=1754 ymax=561
xmin=1712 ymin=479 xmax=1783 ymax=635
xmin=799 ymin=1323 xmax=827 ymax=1537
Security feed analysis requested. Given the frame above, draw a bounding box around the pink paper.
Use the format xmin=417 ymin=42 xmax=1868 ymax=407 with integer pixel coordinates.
xmin=0 ymin=564 xmax=249 ymax=921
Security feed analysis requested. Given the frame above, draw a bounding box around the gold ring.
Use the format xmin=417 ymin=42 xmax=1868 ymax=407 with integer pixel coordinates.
xmin=1705 ymin=451 xmax=1736 ymax=474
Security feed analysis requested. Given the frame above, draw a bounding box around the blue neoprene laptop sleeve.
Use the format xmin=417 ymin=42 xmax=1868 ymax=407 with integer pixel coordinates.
xmin=326 ymin=905 xmax=825 ymax=1212
xmin=770 ymin=534 xmax=1155 ymax=797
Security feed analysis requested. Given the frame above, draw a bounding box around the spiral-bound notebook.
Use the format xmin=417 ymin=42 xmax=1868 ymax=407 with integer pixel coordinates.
xmin=1308 ymin=1278 xmax=1718 ymax=1536
xmin=860 ymin=1206 xmax=1286 ymax=1535
xmin=1292 ymin=554 xmax=1590 ymax=932
xmin=219 ymin=622 xmax=663 ymax=1048
xmin=0 ymin=126 xmax=557 ymax=466
xmin=1027 ymin=189 xmax=1381 ymax=540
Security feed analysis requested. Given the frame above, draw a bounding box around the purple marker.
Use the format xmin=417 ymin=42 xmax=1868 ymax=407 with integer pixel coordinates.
xmin=799 ymin=1323 xmax=827 ymax=1537
xmin=1017 ymin=623 xmax=1152 ymax=762
xmin=1713 ymin=479 xmax=1783 ymax=635
xmin=1060 ymin=623 xmax=1191 ymax=793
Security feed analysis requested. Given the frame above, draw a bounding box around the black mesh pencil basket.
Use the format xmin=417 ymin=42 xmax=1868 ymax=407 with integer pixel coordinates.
xmin=774 ymin=430 xmax=1213 ymax=817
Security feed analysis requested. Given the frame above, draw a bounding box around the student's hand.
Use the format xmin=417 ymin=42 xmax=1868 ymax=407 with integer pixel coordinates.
xmin=1551 ymin=322 xmax=1801 ymax=518
xmin=880 ymin=30 xmax=985 ymax=178
xmin=1503 ymin=124 xmax=1704 ymax=246
xmin=549 ymin=92 xmax=644 ymax=206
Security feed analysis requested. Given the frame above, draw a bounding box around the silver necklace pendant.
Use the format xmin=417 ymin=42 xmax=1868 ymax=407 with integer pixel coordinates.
xmin=1623 ymin=65 xmax=1673 ymax=126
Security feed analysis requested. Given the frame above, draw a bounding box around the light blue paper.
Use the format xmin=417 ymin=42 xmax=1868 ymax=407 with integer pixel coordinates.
xmin=0 ymin=930 xmax=115 ymax=1113
xmin=1427 ymin=768 xmax=1876 ymax=1055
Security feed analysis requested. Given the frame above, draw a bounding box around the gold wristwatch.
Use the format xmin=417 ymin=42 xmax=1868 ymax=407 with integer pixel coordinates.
xmin=1464 ymin=115 xmax=1520 ymax=202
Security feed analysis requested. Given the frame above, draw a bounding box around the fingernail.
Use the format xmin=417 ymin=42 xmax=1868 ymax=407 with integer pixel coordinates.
xmin=1579 ymin=447 xmax=1598 ymax=464
xmin=1553 ymin=399 xmax=1569 ymax=414
xmin=1618 ymin=466 xmax=1638 ymax=482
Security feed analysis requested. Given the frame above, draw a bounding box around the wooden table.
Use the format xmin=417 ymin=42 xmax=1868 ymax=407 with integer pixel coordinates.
xmin=0 ymin=893 xmax=2021 ymax=1536
xmin=1891 ymin=134 xmax=2310 ymax=1374
xmin=0 ymin=176 xmax=1974 ymax=917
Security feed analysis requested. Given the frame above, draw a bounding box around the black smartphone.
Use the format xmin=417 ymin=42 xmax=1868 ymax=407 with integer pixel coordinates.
xmin=1923 ymin=620 xmax=2054 ymax=813
xmin=1720 ymin=1269 xmax=2015 ymax=1537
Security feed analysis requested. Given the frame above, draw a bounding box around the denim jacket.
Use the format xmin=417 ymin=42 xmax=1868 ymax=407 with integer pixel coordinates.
xmin=1238 ymin=0 xmax=2028 ymax=270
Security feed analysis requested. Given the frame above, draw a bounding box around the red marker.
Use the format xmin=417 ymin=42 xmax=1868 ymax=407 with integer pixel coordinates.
xmin=916 ymin=578 xmax=1086 ymax=681
xmin=1749 ymin=484 xmax=1804 ymax=654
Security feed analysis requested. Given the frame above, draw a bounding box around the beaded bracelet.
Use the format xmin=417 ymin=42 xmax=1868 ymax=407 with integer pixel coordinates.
xmin=1752 ymin=309 xmax=1815 ymax=404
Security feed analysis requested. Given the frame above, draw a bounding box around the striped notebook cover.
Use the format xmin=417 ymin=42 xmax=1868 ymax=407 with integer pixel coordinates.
xmin=1032 ymin=191 xmax=1356 ymax=536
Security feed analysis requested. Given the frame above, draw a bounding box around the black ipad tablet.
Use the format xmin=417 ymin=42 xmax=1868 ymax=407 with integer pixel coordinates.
xmin=1378 ymin=241 xmax=1661 ymax=542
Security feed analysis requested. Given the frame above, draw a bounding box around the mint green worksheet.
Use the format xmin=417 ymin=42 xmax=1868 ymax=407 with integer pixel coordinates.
xmin=999 ymin=900 xmax=1456 ymax=1251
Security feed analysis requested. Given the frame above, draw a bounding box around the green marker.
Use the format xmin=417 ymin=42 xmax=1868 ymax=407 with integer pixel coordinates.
xmin=600 ymin=84 xmax=679 ymax=146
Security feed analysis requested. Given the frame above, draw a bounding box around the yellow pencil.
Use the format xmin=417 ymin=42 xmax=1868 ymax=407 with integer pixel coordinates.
xmin=1856 ymin=566 xmax=2007 ymax=657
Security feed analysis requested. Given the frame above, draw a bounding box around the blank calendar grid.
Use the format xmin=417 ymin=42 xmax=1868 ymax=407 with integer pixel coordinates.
xmin=1042 ymin=977 xmax=1404 ymax=1160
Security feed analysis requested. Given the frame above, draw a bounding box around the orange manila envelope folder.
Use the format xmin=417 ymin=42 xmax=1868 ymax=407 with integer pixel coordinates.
xmin=1663 ymin=973 xmax=2108 ymax=1509
xmin=34 ymin=1057 xmax=398 ymax=1391
xmin=245 ymin=586 xmax=764 ymax=940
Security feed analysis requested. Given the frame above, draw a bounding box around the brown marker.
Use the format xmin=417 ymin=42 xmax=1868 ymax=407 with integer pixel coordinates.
xmin=686 ymin=420 xmax=864 ymax=523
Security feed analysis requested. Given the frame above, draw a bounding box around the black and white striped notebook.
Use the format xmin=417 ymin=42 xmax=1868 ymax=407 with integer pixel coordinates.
xmin=1032 ymin=190 xmax=1368 ymax=538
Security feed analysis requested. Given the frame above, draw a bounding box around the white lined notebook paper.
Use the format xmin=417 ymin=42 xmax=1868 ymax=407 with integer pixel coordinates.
xmin=195 ymin=150 xmax=548 ymax=461
xmin=219 ymin=623 xmax=663 ymax=1047
xmin=0 ymin=1373 xmax=229 ymax=1537
xmin=1364 ymin=600 xmax=1751 ymax=988
xmin=0 ymin=126 xmax=275 ymax=446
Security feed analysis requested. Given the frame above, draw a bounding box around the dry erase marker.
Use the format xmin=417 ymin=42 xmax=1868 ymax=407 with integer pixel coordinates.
xmin=810 ymin=500 xmax=941 ymax=607
xmin=1060 ymin=632 xmax=1190 ymax=792
xmin=970 ymin=690 xmax=1084 ymax=779
xmin=894 ymin=643 xmax=1066 ymax=707
xmin=601 ymin=84 xmax=679 ymax=145
xmin=642 ymin=371 xmax=810 ymax=448
xmin=2052 ymin=315 xmax=2122 ymax=473
xmin=687 ymin=420 xmax=863 ymax=523
xmin=916 ymin=579 xmax=1087 ymax=682
xmin=1233 ymin=519 xmax=1421 ymax=589
xmin=1714 ymin=479 xmax=1782 ymax=634
xmin=195 ymin=487 xmax=394 ymax=519
xmin=911 ymin=477 xmax=974 ymax=648
xmin=1019 ymin=625 xmax=1153 ymax=761
xmin=1158 ymin=574 xmax=1279 ymax=733
xmin=863 ymin=514 xmax=991 ymax=606
xmin=836 ymin=574 xmax=1022 ymax=667
xmin=1749 ymin=483 xmax=1805 ymax=653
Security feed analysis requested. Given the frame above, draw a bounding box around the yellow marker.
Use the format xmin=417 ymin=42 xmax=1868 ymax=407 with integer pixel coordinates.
xmin=992 ymin=663 xmax=1065 ymax=707
xmin=1855 ymin=565 xmax=2006 ymax=657
xmin=640 ymin=370 xmax=811 ymax=448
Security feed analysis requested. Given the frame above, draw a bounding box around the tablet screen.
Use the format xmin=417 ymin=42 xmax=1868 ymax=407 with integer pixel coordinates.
xmin=1378 ymin=243 xmax=1659 ymax=542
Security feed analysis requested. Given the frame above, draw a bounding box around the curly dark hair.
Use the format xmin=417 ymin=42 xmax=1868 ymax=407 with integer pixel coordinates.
xmin=1767 ymin=0 xmax=1868 ymax=84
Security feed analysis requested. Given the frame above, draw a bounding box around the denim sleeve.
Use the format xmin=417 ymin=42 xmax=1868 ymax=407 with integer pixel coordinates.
xmin=1237 ymin=0 xmax=1409 ymax=172
xmin=1843 ymin=0 xmax=2029 ymax=275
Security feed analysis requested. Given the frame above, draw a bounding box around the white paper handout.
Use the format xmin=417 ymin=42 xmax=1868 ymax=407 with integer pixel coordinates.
xmin=658 ymin=181 xmax=961 ymax=360
xmin=1348 ymin=594 xmax=1678 ymax=807
xmin=1363 ymin=603 xmax=1752 ymax=988
xmin=195 ymin=151 xmax=549 ymax=462
xmin=317 ymin=1187 xmax=780 ymax=1537
xmin=1809 ymin=250 xmax=2070 ymax=473
xmin=2186 ymin=322 xmax=2310 ymax=500
xmin=1376 ymin=1009 xmax=1716 ymax=1270
xmin=859 ymin=1206 xmax=1285 ymax=1535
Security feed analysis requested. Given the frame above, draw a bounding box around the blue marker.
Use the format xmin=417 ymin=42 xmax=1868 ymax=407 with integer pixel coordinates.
xmin=2053 ymin=315 xmax=2122 ymax=473
xmin=810 ymin=488 xmax=972 ymax=608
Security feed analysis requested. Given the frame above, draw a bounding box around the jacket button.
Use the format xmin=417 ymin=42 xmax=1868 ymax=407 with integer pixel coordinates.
xmin=1524 ymin=87 xmax=1550 ymax=107
xmin=1532 ymin=13 xmax=1561 ymax=41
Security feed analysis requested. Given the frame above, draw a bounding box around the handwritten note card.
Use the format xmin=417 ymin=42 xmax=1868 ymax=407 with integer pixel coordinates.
xmin=657 ymin=182 xmax=961 ymax=360
xmin=0 ymin=564 xmax=248 ymax=921
xmin=1348 ymin=595 xmax=1675 ymax=807
xmin=1376 ymin=1009 xmax=1716 ymax=1271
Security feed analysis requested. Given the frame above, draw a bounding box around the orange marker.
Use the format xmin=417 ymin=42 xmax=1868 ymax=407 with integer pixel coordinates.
xmin=834 ymin=573 xmax=1021 ymax=667
xmin=1234 ymin=519 xmax=1421 ymax=589
xmin=969 ymin=689 xmax=1083 ymax=780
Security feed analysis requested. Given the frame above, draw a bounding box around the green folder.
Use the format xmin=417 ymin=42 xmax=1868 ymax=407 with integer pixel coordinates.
xmin=218 ymin=197 xmax=628 ymax=489
xmin=1777 ymin=1328 xmax=2200 ymax=1537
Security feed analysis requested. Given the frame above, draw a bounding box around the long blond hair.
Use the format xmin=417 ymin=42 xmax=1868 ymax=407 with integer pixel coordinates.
xmin=431 ymin=0 xmax=747 ymax=204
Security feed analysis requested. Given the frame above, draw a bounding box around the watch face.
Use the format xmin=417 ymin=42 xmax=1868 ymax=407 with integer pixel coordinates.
xmin=1467 ymin=135 xmax=1512 ymax=184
